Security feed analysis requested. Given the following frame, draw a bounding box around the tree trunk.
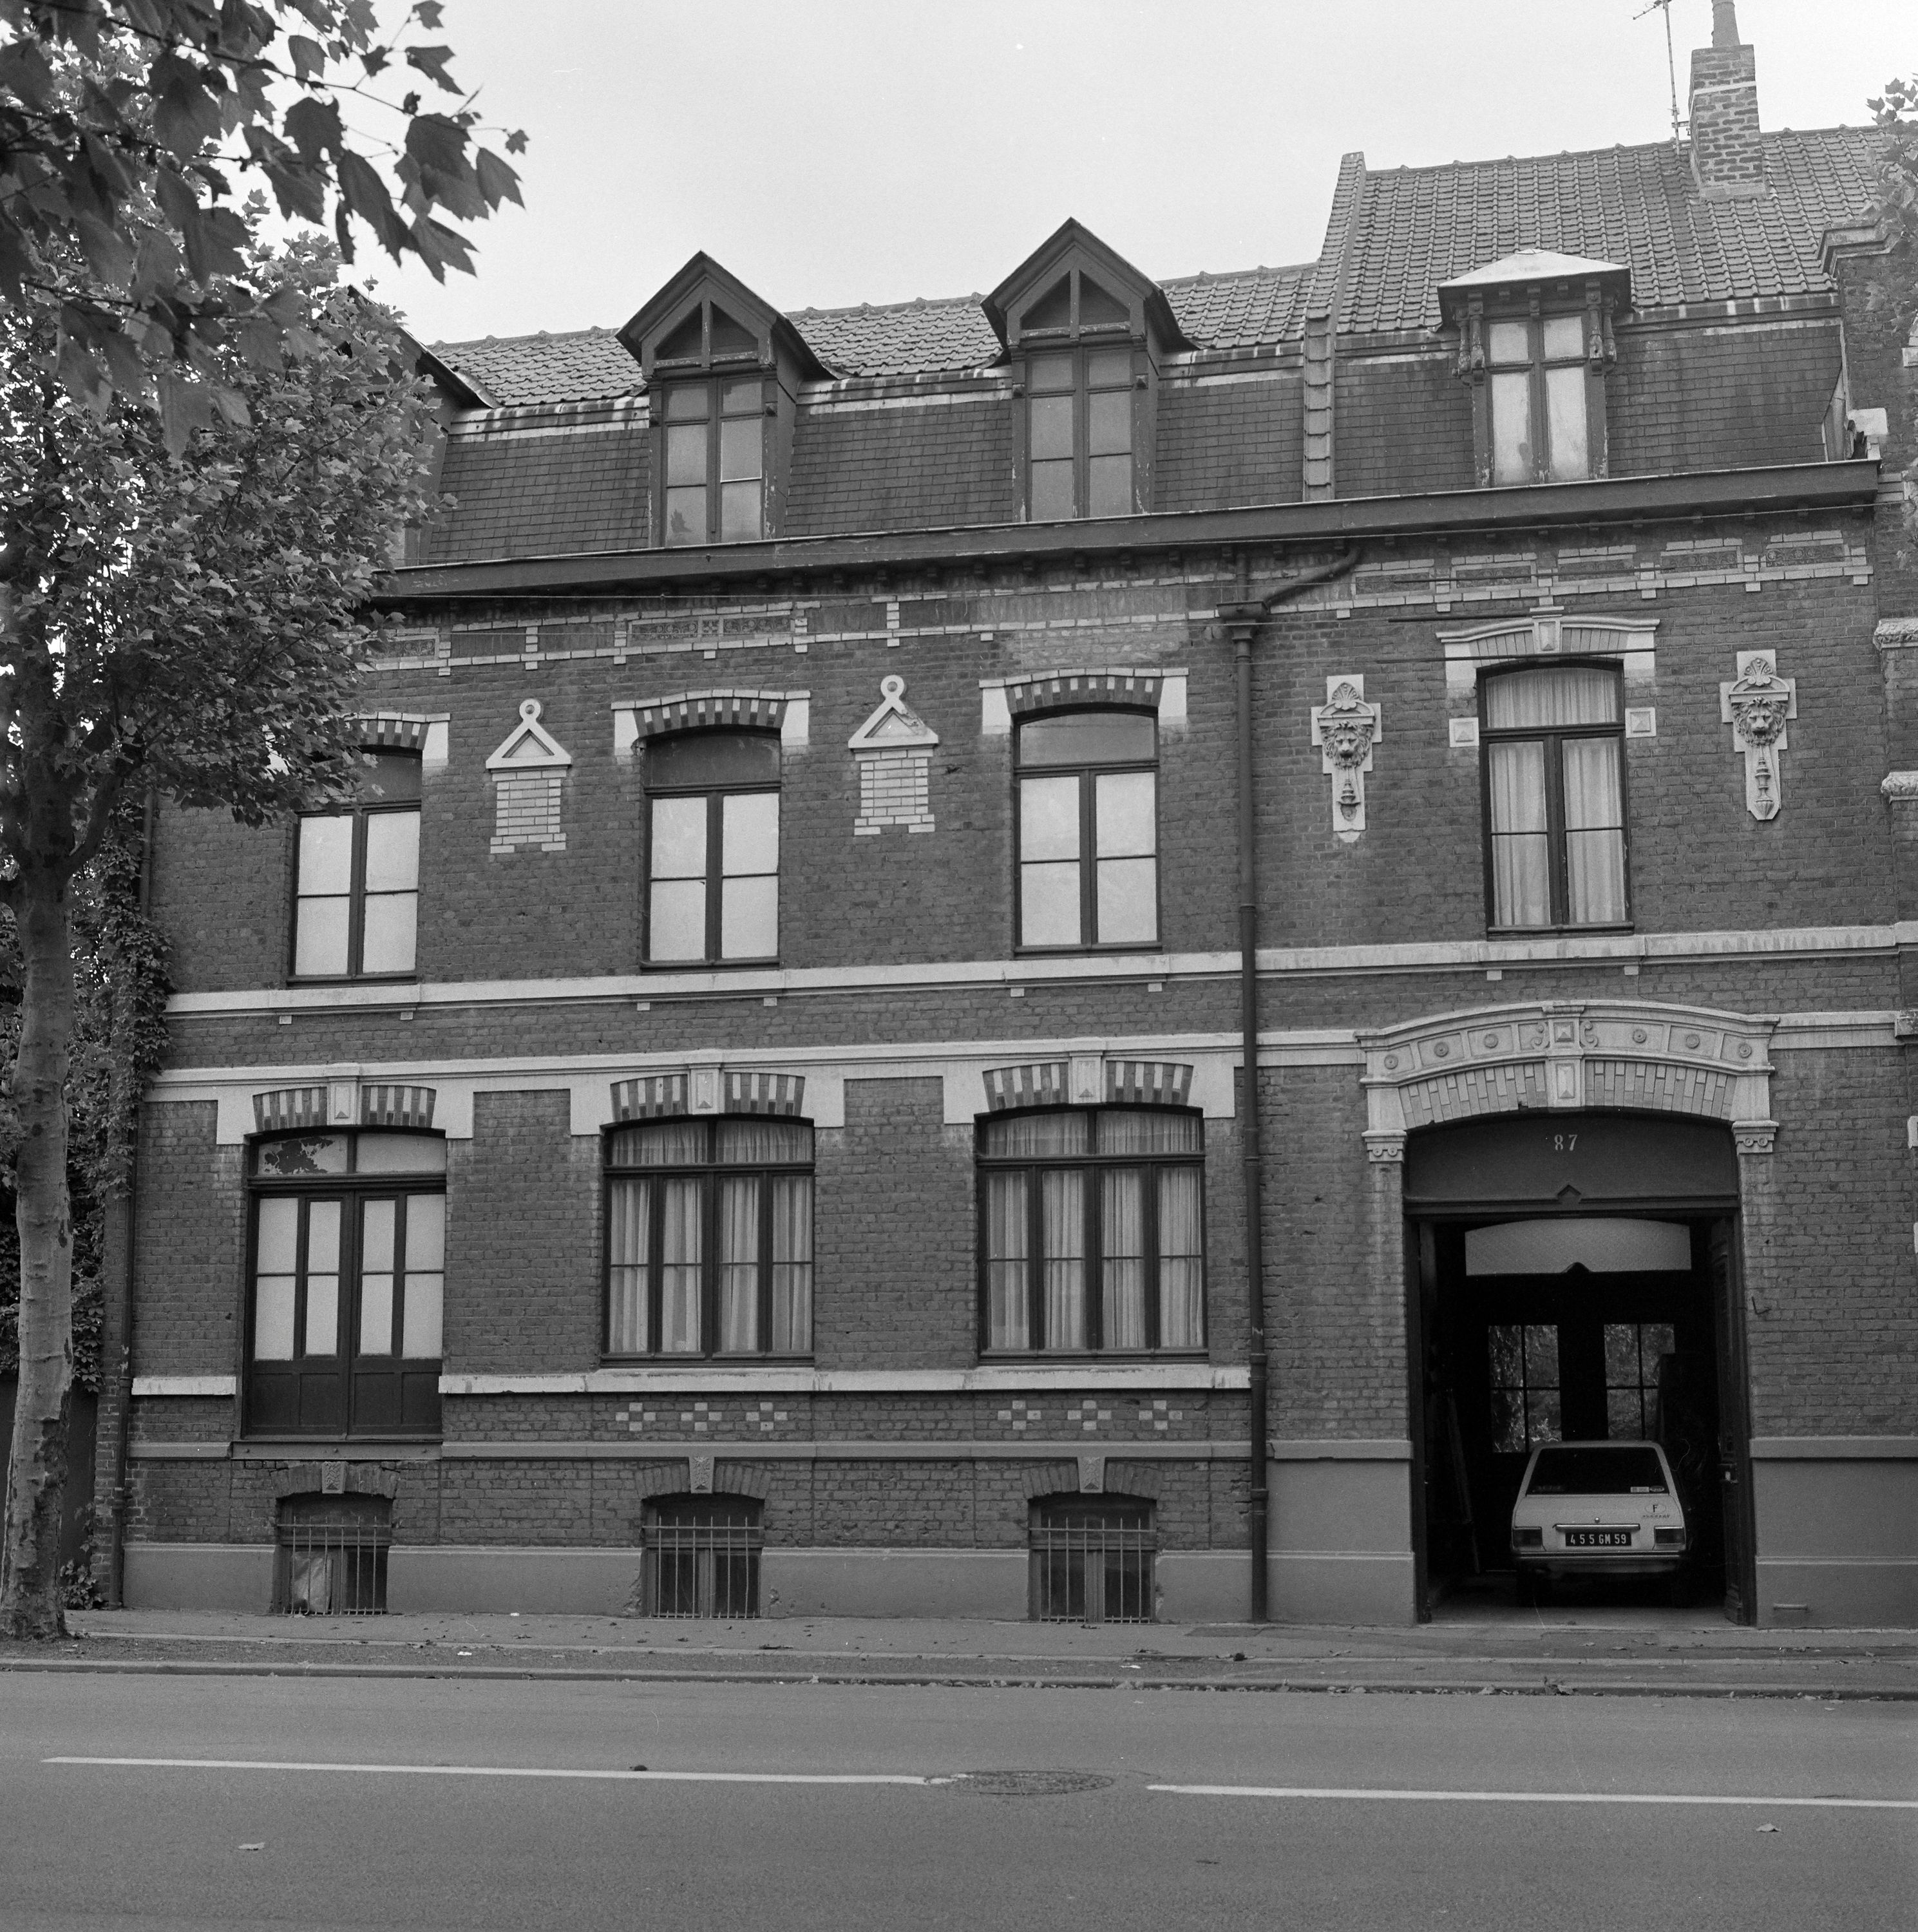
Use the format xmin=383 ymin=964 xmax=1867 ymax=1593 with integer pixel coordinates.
xmin=2 ymin=865 xmax=76 ymax=1640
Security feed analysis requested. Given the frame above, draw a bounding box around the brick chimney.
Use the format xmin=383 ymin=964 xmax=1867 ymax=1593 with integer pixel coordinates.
xmin=1688 ymin=0 xmax=1765 ymax=199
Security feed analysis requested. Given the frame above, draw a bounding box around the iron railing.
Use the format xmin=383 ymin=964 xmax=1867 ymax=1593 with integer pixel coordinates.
xmin=1030 ymin=1523 xmax=1156 ymax=1624
xmin=276 ymin=1517 xmax=390 ymax=1615
xmin=645 ymin=1514 xmax=763 ymax=1618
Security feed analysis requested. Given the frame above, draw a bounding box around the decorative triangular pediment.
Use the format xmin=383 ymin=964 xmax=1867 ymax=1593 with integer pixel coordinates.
xmin=848 ymin=676 xmax=938 ymax=752
xmin=982 ymin=217 xmax=1192 ymax=354
xmin=485 ymin=698 xmax=571 ymax=770
xmin=617 ymin=251 xmax=827 ymax=383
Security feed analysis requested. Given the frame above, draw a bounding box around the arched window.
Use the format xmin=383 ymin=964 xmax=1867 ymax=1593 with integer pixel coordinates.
xmin=978 ymin=1107 xmax=1202 ymax=1354
xmin=1029 ymin=1493 xmax=1155 ymax=1624
xmin=247 ymin=1129 xmax=446 ymax=1438
xmin=1481 ymin=663 xmax=1628 ymax=931
xmin=605 ymin=1117 xmax=813 ymax=1357
xmin=645 ymin=730 xmax=780 ymax=964
xmin=1015 ymin=710 xmax=1157 ymax=951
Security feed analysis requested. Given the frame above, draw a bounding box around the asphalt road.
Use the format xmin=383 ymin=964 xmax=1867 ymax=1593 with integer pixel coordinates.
xmin=1 ymin=1674 xmax=1912 ymax=1931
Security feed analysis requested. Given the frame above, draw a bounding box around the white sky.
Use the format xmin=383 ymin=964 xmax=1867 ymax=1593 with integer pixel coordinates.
xmin=369 ymin=0 xmax=1916 ymax=349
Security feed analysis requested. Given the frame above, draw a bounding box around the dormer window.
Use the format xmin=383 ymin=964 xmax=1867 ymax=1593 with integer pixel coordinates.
xmin=620 ymin=256 xmax=828 ymax=549
xmin=1438 ymin=252 xmax=1626 ymax=492
xmin=1487 ymin=314 xmax=1589 ymax=485
xmin=984 ymin=221 xmax=1192 ymax=525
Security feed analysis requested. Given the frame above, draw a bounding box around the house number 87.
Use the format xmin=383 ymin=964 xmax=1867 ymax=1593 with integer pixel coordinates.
xmin=1552 ymin=1134 xmax=1578 ymax=1152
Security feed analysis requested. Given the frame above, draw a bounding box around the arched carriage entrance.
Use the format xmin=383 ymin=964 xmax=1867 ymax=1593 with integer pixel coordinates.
xmin=1360 ymin=1000 xmax=1775 ymax=1625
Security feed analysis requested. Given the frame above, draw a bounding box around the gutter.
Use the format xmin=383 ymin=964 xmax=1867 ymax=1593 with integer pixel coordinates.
xmin=373 ymin=459 xmax=1878 ymax=605
xmin=1217 ymin=546 xmax=1362 ymax=1624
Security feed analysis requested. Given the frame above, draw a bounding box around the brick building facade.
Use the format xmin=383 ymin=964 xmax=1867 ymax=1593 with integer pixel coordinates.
xmin=106 ymin=3 xmax=1918 ymax=1626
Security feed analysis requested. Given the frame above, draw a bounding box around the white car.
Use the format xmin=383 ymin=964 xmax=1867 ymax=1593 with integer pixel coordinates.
xmin=1510 ymin=1440 xmax=1689 ymax=1603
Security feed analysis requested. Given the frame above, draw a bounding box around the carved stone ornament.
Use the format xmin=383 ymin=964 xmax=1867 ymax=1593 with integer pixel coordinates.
xmin=1720 ymin=650 xmax=1797 ymax=822
xmin=1309 ymin=675 xmax=1382 ymax=843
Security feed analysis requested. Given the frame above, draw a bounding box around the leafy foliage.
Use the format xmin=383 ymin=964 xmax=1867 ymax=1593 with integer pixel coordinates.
xmin=1865 ymin=75 xmax=1918 ymax=536
xmin=0 ymin=1 xmax=524 ymax=442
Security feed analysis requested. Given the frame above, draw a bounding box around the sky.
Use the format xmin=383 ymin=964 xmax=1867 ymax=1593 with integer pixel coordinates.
xmin=368 ymin=0 xmax=1916 ymax=351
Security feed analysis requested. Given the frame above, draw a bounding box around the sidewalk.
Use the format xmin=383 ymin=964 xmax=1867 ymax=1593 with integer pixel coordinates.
xmin=3 ymin=1607 xmax=1914 ymax=1698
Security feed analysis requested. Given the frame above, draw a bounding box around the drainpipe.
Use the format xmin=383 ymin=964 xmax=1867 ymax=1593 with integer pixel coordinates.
xmin=96 ymin=783 xmax=157 ymax=1608
xmin=1217 ymin=545 xmax=1360 ymax=1624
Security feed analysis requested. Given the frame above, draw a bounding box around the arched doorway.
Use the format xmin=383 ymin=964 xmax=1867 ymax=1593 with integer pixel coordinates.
xmin=1358 ymin=999 xmax=1775 ymax=1626
xmin=1403 ymin=1112 xmax=1752 ymax=1620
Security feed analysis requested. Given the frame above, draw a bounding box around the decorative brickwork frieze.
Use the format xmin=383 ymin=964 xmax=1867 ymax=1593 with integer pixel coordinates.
xmin=354 ymin=714 xmax=429 ymax=751
xmin=1105 ymin=1060 xmax=1194 ymax=1107
xmin=725 ymin=1070 xmax=806 ymax=1115
xmin=631 ymin=689 xmax=788 ymax=738
xmin=1005 ymin=668 xmax=1161 ymax=717
xmin=983 ymin=1061 xmax=1070 ymax=1111
xmin=1400 ymin=1061 xmax=1550 ymax=1129
xmin=849 ymin=674 xmax=939 ymax=835
xmin=252 ymin=1086 xmax=329 ymax=1133
xmin=361 ymin=1084 xmax=437 ymax=1129
xmin=1584 ymin=1059 xmax=1736 ymax=1115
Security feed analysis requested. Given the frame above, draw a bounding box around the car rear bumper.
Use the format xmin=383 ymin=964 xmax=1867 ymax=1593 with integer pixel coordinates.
xmin=1516 ymin=1554 xmax=1683 ymax=1578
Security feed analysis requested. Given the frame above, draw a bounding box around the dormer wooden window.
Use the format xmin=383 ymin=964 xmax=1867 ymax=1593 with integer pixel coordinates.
xmin=1439 ymin=252 xmax=1627 ymax=491
xmin=984 ymin=221 xmax=1192 ymax=525
xmin=620 ymin=256 xmax=828 ymax=549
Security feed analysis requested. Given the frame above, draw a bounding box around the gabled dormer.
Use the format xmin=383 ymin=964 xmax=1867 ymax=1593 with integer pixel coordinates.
xmin=984 ymin=220 xmax=1192 ymax=523
xmin=1438 ymin=250 xmax=1629 ymax=489
xmin=619 ymin=255 xmax=828 ymax=547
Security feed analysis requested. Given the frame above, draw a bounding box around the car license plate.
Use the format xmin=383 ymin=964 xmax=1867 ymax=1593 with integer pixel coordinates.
xmin=1562 ymin=1530 xmax=1633 ymax=1548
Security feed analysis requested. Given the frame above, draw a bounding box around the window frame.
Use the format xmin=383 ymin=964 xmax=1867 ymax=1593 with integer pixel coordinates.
xmin=656 ymin=373 xmax=767 ymax=547
xmin=601 ymin=1115 xmax=815 ymax=1361
xmin=1477 ymin=661 xmax=1631 ymax=936
xmin=243 ymin=1128 xmax=446 ymax=1441
xmin=1013 ymin=707 xmax=1160 ymax=954
xmin=642 ymin=730 xmax=781 ymax=968
xmin=1470 ymin=296 xmax=1606 ymax=488
xmin=974 ymin=1104 xmax=1206 ymax=1358
xmin=289 ymin=753 xmax=422 ymax=983
xmin=1022 ymin=342 xmax=1137 ymax=522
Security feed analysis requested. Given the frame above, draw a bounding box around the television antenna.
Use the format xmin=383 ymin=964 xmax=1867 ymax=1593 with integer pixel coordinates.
xmin=1635 ymin=0 xmax=1686 ymax=147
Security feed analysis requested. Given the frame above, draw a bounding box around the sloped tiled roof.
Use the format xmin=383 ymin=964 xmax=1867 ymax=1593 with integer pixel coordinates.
xmin=431 ymin=128 xmax=1881 ymax=406
xmin=1161 ymin=265 xmax=1312 ymax=349
xmin=432 ymin=327 xmax=641 ymax=406
xmin=790 ymin=296 xmax=1002 ymax=377
xmin=1340 ymin=128 xmax=1881 ymax=334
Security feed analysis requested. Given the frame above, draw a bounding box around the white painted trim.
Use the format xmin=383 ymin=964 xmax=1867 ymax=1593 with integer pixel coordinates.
xmin=441 ymin=1365 xmax=1252 ymax=1397
xmin=131 ymin=1375 xmax=236 ymax=1398
xmin=162 ymin=922 xmax=1910 ymax=1023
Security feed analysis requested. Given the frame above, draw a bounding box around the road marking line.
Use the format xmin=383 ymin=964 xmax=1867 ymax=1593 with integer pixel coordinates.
xmin=44 ymin=1758 xmax=927 ymax=1786
xmin=1150 ymin=1785 xmax=1918 ymax=1810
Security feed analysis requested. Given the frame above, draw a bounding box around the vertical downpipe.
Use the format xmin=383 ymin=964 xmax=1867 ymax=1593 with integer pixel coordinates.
xmin=1229 ymin=611 xmax=1270 ymax=1624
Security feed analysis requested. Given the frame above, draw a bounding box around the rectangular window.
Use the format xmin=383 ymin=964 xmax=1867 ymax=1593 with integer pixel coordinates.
xmin=645 ymin=732 xmax=780 ymax=965
xmin=1488 ymin=1322 xmax=1561 ymax=1453
xmin=1486 ymin=313 xmax=1593 ymax=485
xmin=1604 ymin=1321 xmax=1676 ymax=1439
xmin=1025 ymin=347 xmax=1135 ymax=522
xmin=247 ymin=1130 xmax=445 ymax=1438
xmin=661 ymin=377 xmax=764 ymax=545
xmin=1015 ymin=710 xmax=1157 ymax=951
xmin=605 ymin=1118 xmax=813 ymax=1358
xmin=1482 ymin=665 xmax=1627 ymax=932
xmin=292 ymin=752 xmax=421 ymax=980
xmin=978 ymin=1108 xmax=1203 ymax=1354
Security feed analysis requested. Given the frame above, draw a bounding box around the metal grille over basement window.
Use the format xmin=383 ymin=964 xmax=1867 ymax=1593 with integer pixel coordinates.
xmin=1029 ymin=1494 xmax=1155 ymax=1624
xmin=275 ymin=1493 xmax=390 ymax=1615
xmin=644 ymin=1494 xmax=763 ymax=1617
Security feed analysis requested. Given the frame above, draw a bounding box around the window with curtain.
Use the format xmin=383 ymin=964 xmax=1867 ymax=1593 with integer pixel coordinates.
xmin=1481 ymin=664 xmax=1628 ymax=931
xmin=604 ymin=1117 xmax=813 ymax=1357
xmin=292 ymin=751 xmax=421 ymax=979
xmin=645 ymin=731 xmax=780 ymax=965
xmin=978 ymin=1107 xmax=1203 ymax=1354
xmin=1015 ymin=710 xmax=1157 ymax=951
xmin=247 ymin=1130 xmax=445 ymax=1437
xmin=1485 ymin=313 xmax=1593 ymax=485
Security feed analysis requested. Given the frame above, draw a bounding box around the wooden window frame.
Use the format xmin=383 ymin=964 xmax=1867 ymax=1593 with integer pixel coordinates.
xmin=642 ymin=733 xmax=781 ymax=968
xmin=974 ymin=1105 xmax=1205 ymax=1358
xmin=656 ymin=374 xmax=768 ymax=547
xmin=243 ymin=1130 xmax=445 ymax=1441
xmin=601 ymin=1117 xmax=814 ymax=1360
xmin=289 ymin=755 xmax=421 ymax=983
xmin=1013 ymin=709 xmax=1159 ymax=954
xmin=1478 ymin=663 xmax=1631 ymax=936
xmin=1021 ymin=343 xmax=1138 ymax=522
xmin=1466 ymin=289 xmax=1609 ymax=488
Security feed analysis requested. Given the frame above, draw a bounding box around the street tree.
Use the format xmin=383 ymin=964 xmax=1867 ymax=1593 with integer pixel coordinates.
xmin=0 ymin=238 xmax=441 ymax=1637
xmin=1 ymin=0 xmax=524 ymax=437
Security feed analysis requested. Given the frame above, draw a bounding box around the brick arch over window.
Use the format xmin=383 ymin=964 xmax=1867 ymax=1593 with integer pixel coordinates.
xmin=1357 ymin=999 xmax=1778 ymax=1161
xmin=982 ymin=1056 xmax=1194 ymax=1113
